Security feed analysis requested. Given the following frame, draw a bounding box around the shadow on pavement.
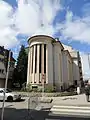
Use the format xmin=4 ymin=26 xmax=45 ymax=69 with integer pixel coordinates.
xmin=0 ymin=107 xmax=90 ymax=120
xmin=0 ymin=99 xmax=25 ymax=103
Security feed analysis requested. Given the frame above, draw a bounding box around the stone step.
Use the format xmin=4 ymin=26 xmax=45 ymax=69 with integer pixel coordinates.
xmin=52 ymin=105 xmax=90 ymax=110
xmin=50 ymin=105 xmax=90 ymax=118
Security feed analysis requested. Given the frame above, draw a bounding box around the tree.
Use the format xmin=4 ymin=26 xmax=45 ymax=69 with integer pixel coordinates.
xmin=13 ymin=45 xmax=28 ymax=88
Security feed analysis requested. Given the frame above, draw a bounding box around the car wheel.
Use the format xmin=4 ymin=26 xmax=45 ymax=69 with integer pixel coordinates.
xmin=7 ymin=96 xmax=13 ymax=102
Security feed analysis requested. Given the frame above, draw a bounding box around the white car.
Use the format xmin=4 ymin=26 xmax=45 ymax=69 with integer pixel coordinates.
xmin=0 ymin=88 xmax=21 ymax=102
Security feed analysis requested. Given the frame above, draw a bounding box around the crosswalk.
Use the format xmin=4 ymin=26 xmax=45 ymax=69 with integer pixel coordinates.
xmin=50 ymin=105 xmax=90 ymax=118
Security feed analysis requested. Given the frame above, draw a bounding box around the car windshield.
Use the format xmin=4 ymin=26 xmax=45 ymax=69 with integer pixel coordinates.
xmin=3 ymin=88 xmax=12 ymax=93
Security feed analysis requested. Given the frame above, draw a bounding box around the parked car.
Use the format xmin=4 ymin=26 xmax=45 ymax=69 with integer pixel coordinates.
xmin=0 ymin=88 xmax=21 ymax=102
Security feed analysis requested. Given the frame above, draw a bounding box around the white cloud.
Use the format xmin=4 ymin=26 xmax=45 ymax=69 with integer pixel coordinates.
xmin=0 ymin=1 xmax=19 ymax=48
xmin=33 ymin=25 xmax=56 ymax=36
xmin=14 ymin=0 xmax=40 ymax=35
xmin=65 ymin=10 xmax=73 ymax=22
xmin=0 ymin=0 xmax=62 ymax=49
xmin=0 ymin=27 xmax=19 ymax=48
xmin=82 ymin=3 xmax=90 ymax=16
xmin=14 ymin=0 xmax=62 ymax=36
xmin=0 ymin=0 xmax=62 ymax=58
xmin=57 ymin=7 xmax=90 ymax=44
xmin=61 ymin=19 xmax=90 ymax=44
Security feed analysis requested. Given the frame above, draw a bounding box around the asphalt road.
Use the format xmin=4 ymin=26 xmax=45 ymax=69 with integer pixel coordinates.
xmin=0 ymin=97 xmax=89 ymax=120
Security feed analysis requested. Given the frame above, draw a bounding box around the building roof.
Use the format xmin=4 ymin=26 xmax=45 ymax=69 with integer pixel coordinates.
xmin=53 ymin=40 xmax=64 ymax=50
xmin=28 ymin=35 xmax=64 ymax=50
xmin=63 ymin=50 xmax=72 ymax=59
xmin=28 ymin=35 xmax=56 ymax=43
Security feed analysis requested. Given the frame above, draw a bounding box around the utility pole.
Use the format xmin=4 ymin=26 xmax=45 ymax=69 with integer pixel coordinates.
xmin=88 ymin=53 xmax=90 ymax=71
xmin=1 ymin=50 xmax=11 ymax=120
xmin=87 ymin=53 xmax=90 ymax=84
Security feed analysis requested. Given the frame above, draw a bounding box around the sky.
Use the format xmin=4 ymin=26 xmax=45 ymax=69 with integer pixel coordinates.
xmin=1 ymin=0 xmax=90 ymax=79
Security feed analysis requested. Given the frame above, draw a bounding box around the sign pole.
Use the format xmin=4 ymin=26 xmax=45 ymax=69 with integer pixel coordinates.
xmin=42 ymin=74 xmax=45 ymax=99
xmin=1 ymin=50 xmax=11 ymax=120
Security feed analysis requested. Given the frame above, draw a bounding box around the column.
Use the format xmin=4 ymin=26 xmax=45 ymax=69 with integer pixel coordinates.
xmin=41 ymin=44 xmax=44 ymax=84
xmin=33 ymin=45 xmax=36 ymax=83
xmin=27 ymin=46 xmax=31 ymax=84
xmin=37 ymin=45 xmax=40 ymax=83
xmin=30 ymin=47 xmax=33 ymax=83
xmin=42 ymin=44 xmax=44 ymax=74
xmin=46 ymin=45 xmax=48 ymax=84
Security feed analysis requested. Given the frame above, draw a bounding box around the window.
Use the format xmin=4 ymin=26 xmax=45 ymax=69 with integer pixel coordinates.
xmin=39 ymin=44 xmax=42 ymax=73
xmin=44 ymin=44 xmax=46 ymax=73
xmin=0 ymin=90 xmax=3 ymax=93
xmin=35 ymin=45 xmax=37 ymax=73
xmin=2 ymin=69 xmax=4 ymax=73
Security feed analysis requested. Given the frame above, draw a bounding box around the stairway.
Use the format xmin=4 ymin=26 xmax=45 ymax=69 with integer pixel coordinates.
xmin=50 ymin=105 xmax=90 ymax=118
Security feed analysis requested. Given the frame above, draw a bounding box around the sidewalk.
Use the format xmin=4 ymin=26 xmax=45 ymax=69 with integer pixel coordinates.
xmin=51 ymin=94 xmax=90 ymax=106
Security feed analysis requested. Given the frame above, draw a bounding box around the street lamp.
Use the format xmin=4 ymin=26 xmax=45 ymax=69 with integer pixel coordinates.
xmin=88 ymin=53 xmax=90 ymax=71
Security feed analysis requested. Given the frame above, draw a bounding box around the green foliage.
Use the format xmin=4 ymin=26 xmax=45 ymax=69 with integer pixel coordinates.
xmin=12 ymin=45 xmax=28 ymax=88
xmin=26 ymin=83 xmax=32 ymax=92
xmin=45 ymin=85 xmax=56 ymax=93
xmin=37 ymin=88 xmax=42 ymax=92
xmin=12 ymin=68 xmax=18 ymax=83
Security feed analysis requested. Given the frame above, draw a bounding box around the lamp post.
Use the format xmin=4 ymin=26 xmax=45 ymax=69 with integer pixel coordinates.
xmin=88 ymin=53 xmax=90 ymax=71
xmin=1 ymin=50 xmax=11 ymax=120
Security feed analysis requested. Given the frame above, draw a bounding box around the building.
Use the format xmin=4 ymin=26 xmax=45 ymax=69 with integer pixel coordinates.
xmin=62 ymin=50 xmax=73 ymax=90
xmin=0 ymin=46 xmax=16 ymax=88
xmin=63 ymin=44 xmax=83 ymax=87
xmin=27 ymin=35 xmax=83 ymax=91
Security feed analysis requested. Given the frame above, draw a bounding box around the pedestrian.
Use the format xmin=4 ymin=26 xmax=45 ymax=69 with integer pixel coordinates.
xmin=77 ymin=86 xmax=80 ymax=95
xmin=84 ymin=84 xmax=90 ymax=102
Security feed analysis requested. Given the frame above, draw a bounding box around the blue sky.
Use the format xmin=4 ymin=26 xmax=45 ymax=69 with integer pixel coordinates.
xmin=1 ymin=0 xmax=90 ymax=79
xmin=3 ymin=0 xmax=90 ymax=53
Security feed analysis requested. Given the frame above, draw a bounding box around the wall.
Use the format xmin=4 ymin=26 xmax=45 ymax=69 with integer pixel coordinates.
xmin=53 ymin=43 xmax=63 ymax=91
xmin=62 ymin=52 xmax=68 ymax=89
xmin=47 ymin=43 xmax=53 ymax=86
xmin=73 ymin=59 xmax=80 ymax=85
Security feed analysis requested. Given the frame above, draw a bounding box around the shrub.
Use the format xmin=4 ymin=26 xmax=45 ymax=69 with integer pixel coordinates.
xmin=26 ymin=83 xmax=32 ymax=92
xmin=44 ymin=85 xmax=56 ymax=93
xmin=37 ymin=88 xmax=42 ymax=92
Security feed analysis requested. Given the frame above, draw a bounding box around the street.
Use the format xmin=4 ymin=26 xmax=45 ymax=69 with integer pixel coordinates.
xmin=0 ymin=96 xmax=90 ymax=120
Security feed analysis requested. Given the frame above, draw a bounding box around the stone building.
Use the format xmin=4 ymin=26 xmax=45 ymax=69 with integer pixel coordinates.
xmin=27 ymin=35 xmax=83 ymax=91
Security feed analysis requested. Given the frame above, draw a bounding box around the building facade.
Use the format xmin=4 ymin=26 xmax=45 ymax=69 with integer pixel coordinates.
xmin=0 ymin=46 xmax=15 ymax=88
xmin=27 ymin=35 xmax=83 ymax=91
xmin=63 ymin=44 xmax=83 ymax=87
